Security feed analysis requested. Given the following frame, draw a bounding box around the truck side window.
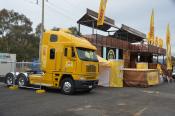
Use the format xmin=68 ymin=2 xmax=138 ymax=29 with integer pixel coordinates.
xmin=64 ymin=48 xmax=67 ymax=56
xmin=72 ymin=47 xmax=75 ymax=57
xmin=50 ymin=34 xmax=58 ymax=42
xmin=50 ymin=48 xmax=55 ymax=59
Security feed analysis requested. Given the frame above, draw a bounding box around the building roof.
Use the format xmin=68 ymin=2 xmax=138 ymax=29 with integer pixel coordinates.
xmin=77 ymin=9 xmax=116 ymax=31
xmin=113 ymin=24 xmax=146 ymax=43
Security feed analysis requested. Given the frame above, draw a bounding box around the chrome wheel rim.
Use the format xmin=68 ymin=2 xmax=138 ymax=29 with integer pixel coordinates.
xmin=7 ymin=76 xmax=13 ymax=85
xmin=18 ymin=78 xmax=24 ymax=87
xmin=63 ymin=82 xmax=72 ymax=93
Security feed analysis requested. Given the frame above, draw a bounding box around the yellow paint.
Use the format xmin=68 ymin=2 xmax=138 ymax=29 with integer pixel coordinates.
xmin=41 ymin=45 xmax=48 ymax=70
xmin=36 ymin=89 xmax=46 ymax=94
xmin=137 ymin=63 xmax=148 ymax=69
xmin=9 ymin=85 xmax=18 ymax=90
xmin=29 ymin=30 xmax=99 ymax=88
xmin=97 ymin=0 xmax=108 ymax=26
xmin=147 ymin=71 xmax=159 ymax=85
xmin=109 ymin=60 xmax=124 ymax=87
xmin=166 ymin=24 xmax=172 ymax=70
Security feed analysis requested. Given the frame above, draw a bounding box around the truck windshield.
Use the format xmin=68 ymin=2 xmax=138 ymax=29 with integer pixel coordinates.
xmin=77 ymin=47 xmax=98 ymax=62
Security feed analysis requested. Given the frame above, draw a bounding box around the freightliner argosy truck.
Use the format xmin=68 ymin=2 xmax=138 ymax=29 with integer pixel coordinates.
xmin=5 ymin=30 xmax=99 ymax=95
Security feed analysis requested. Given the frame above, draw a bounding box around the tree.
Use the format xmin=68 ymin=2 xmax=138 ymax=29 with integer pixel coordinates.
xmin=35 ymin=23 xmax=46 ymax=38
xmin=68 ymin=26 xmax=81 ymax=36
xmin=0 ymin=9 xmax=11 ymax=38
xmin=51 ymin=26 xmax=81 ymax=35
xmin=0 ymin=9 xmax=81 ymax=61
xmin=51 ymin=27 xmax=60 ymax=31
xmin=0 ymin=9 xmax=39 ymax=61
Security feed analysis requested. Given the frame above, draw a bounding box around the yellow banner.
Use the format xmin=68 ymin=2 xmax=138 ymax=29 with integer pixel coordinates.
xmin=157 ymin=64 xmax=163 ymax=75
xmin=109 ymin=60 xmax=124 ymax=88
xmin=147 ymin=71 xmax=159 ymax=85
xmin=154 ymin=36 xmax=158 ymax=46
xmin=158 ymin=38 xmax=163 ymax=48
xmin=147 ymin=32 xmax=150 ymax=44
xmin=149 ymin=9 xmax=154 ymax=45
xmin=166 ymin=24 xmax=172 ymax=70
xmin=97 ymin=0 xmax=108 ymax=26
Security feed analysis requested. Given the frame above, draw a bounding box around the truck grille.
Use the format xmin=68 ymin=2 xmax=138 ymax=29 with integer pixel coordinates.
xmin=86 ymin=65 xmax=96 ymax=72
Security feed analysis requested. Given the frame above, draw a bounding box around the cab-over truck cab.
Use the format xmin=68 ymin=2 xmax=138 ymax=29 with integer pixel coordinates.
xmin=19 ymin=30 xmax=99 ymax=94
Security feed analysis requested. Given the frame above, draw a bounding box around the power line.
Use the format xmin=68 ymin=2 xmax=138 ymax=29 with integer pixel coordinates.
xmin=50 ymin=0 xmax=80 ymax=14
xmin=20 ymin=0 xmax=37 ymax=5
xmin=48 ymin=0 xmax=72 ymax=12
xmin=46 ymin=2 xmax=76 ymax=22
xmin=64 ymin=0 xmax=81 ymax=10
xmin=19 ymin=0 xmax=77 ymax=25
xmin=47 ymin=1 xmax=77 ymax=20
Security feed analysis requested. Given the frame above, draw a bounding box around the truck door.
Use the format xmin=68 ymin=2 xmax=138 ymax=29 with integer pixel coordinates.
xmin=62 ymin=47 xmax=77 ymax=73
xmin=41 ymin=48 xmax=56 ymax=86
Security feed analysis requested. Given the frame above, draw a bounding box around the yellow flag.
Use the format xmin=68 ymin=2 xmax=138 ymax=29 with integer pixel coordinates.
xmin=158 ymin=38 xmax=163 ymax=48
xmin=166 ymin=24 xmax=172 ymax=70
xmin=149 ymin=9 xmax=154 ymax=45
xmin=154 ymin=36 xmax=158 ymax=46
xmin=157 ymin=64 xmax=163 ymax=75
xmin=147 ymin=32 xmax=150 ymax=44
xmin=97 ymin=0 xmax=108 ymax=26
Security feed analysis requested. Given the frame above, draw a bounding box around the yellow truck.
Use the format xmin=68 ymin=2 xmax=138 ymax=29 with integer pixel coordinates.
xmin=5 ymin=30 xmax=99 ymax=94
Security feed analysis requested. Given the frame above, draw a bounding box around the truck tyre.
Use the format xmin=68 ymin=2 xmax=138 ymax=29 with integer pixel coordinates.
xmin=61 ymin=78 xmax=75 ymax=95
xmin=17 ymin=74 xmax=28 ymax=87
xmin=5 ymin=73 xmax=15 ymax=86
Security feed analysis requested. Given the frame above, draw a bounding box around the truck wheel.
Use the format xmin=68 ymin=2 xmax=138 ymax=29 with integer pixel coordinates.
xmin=5 ymin=73 xmax=14 ymax=86
xmin=17 ymin=74 xmax=28 ymax=87
xmin=61 ymin=78 xmax=75 ymax=95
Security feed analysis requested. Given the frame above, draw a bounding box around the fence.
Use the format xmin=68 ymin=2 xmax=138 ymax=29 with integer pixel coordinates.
xmin=0 ymin=61 xmax=42 ymax=89
xmin=0 ymin=61 xmax=40 ymax=76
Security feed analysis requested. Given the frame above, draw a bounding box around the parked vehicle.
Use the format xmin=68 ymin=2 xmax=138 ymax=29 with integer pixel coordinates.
xmin=5 ymin=30 xmax=99 ymax=95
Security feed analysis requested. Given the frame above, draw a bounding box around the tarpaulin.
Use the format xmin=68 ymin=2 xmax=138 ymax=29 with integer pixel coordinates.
xmin=123 ymin=69 xmax=159 ymax=87
xmin=98 ymin=59 xmax=124 ymax=87
xmin=109 ymin=60 xmax=124 ymax=87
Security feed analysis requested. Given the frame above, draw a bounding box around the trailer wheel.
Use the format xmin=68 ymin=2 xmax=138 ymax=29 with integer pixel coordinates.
xmin=61 ymin=78 xmax=75 ymax=95
xmin=5 ymin=73 xmax=14 ymax=86
xmin=17 ymin=74 xmax=28 ymax=87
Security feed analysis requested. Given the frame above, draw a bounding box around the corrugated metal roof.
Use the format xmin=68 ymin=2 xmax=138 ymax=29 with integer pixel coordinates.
xmin=113 ymin=24 xmax=146 ymax=43
xmin=77 ymin=9 xmax=116 ymax=31
xmin=121 ymin=24 xmax=146 ymax=39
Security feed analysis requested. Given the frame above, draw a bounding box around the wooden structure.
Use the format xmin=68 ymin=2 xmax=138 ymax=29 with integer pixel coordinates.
xmin=77 ymin=9 xmax=166 ymax=69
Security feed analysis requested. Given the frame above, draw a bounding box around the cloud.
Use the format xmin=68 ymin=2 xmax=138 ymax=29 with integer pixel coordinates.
xmin=0 ymin=0 xmax=175 ymax=55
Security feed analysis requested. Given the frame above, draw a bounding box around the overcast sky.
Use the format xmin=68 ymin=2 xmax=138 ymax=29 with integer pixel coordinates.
xmin=1 ymin=0 xmax=175 ymax=55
